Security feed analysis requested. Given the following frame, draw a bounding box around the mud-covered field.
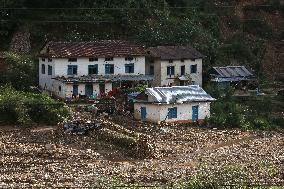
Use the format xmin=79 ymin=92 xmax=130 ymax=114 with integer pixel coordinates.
xmin=0 ymin=115 xmax=283 ymax=188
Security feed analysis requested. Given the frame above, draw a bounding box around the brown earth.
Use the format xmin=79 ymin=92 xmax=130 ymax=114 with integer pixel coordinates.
xmin=0 ymin=114 xmax=283 ymax=188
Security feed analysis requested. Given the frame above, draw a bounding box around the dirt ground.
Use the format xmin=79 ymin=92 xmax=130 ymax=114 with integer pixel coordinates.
xmin=0 ymin=115 xmax=283 ymax=188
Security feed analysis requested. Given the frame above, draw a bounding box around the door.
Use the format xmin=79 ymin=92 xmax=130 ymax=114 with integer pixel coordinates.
xmin=99 ymin=83 xmax=105 ymax=94
xmin=192 ymin=105 xmax=199 ymax=122
xmin=141 ymin=107 xmax=146 ymax=121
xmin=72 ymin=85 xmax=78 ymax=96
xmin=85 ymin=84 xmax=93 ymax=97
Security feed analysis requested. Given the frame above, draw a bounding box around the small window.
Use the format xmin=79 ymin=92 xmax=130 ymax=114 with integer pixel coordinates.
xmin=181 ymin=59 xmax=185 ymax=62
xmin=190 ymin=64 xmax=197 ymax=73
xmin=150 ymin=65 xmax=154 ymax=75
xmin=192 ymin=81 xmax=196 ymax=85
xmin=68 ymin=58 xmax=77 ymax=62
xmin=59 ymin=86 xmax=62 ymax=92
xmin=168 ymin=107 xmax=177 ymax=119
xmin=42 ymin=58 xmax=45 ymax=62
xmin=105 ymin=64 xmax=114 ymax=74
xmin=89 ymin=57 xmax=98 ymax=62
xmin=88 ymin=64 xmax=98 ymax=74
xmin=125 ymin=63 xmax=134 ymax=73
xmin=181 ymin=65 xmax=185 ymax=76
xmin=105 ymin=57 xmax=113 ymax=61
xmin=41 ymin=64 xmax=45 ymax=74
xmin=48 ymin=58 xmax=52 ymax=62
xmin=190 ymin=58 xmax=196 ymax=61
xmin=48 ymin=65 xmax=52 ymax=75
xmin=167 ymin=66 xmax=175 ymax=76
xmin=169 ymin=60 xmax=173 ymax=63
xmin=125 ymin=56 xmax=134 ymax=61
xmin=67 ymin=65 xmax=78 ymax=75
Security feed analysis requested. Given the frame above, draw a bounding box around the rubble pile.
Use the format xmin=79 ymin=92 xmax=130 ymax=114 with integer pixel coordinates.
xmin=0 ymin=107 xmax=283 ymax=187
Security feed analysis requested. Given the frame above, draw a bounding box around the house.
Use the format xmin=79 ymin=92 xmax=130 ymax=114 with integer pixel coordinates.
xmin=134 ymin=85 xmax=215 ymax=123
xmin=209 ymin=66 xmax=256 ymax=88
xmin=147 ymin=46 xmax=205 ymax=87
xmin=38 ymin=40 xmax=153 ymax=99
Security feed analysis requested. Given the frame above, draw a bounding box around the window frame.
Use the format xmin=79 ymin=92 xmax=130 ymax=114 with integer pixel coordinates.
xmin=67 ymin=65 xmax=78 ymax=75
xmin=168 ymin=107 xmax=177 ymax=119
xmin=167 ymin=66 xmax=175 ymax=76
xmin=190 ymin=64 xmax=197 ymax=74
xmin=105 ymin=57 xmax=114 ymax=61
xmin=125 ymin=63 xmax=134 ymax=73
xmin=41 ymin=64 xmax=45 ymax=74
xmin=89 ymin=57 xmax=98 ymax=62
xmin=105 ymin=64 xmax=114 ymax=74
xmin=181 ymin=65 xmax=185 ymax=76
xmin=48 ymin=65 xmax=52 ymax=75
xmin=150 ymin=65 xmax=154 ymax=75
xmin=68 ymin=58 xmax=77 ymax=62
xmin=88 ymin=64 xmax=98 ymax=75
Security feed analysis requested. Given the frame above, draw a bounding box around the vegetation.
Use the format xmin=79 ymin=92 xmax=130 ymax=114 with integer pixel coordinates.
xmin=204 ymin=84 xmax=281 ymax=131
xmin=0 ymin=85 xmax=70 ymax=126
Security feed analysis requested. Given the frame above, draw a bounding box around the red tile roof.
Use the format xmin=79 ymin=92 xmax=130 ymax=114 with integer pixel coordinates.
xmin=39 ymin=40 xmax=146 ymax=58
xmin=148 ymin=45 xmax=205 ymax=60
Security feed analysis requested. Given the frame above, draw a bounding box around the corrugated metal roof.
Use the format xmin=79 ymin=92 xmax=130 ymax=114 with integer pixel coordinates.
xmin=148 ymin=45 xmax=205 ymax=60
xmin=39 ymin=40 xmax=146 ymax=58
xmin=145 ymin=85 xmax=215 ymax=104
xmin=212 ymin=66 xmax=253 ymax=78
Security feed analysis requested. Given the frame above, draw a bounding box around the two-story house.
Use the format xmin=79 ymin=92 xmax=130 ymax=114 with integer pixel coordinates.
xmin=38 ymin=40 xmax=152 ymax=98
xmin=147 ymin=46 xmax=204 ymax=87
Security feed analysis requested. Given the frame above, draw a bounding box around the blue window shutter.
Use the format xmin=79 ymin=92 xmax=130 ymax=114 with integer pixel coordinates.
xmin=105 ymin=64 xmax=109 ymax=74
xmin=41 ymin=64 xmax=45 ymax=74
xmin=167 ymin=67 xmax=170 ymax=75
xmin=125 ymin=64 xmax=128 ymax=73
xmin=48 ymin=65 xmax=52 ymax=75
xmin=173 ymin=107 xmax=177 ymax=118
xmin=95 ymin=64 xmax=98 ymax=74
xmin=67 ymin=65 xmax=72 ymax=75
xmin=73 ymin=65 xmax=77 ymax=75
xmin=172 ymin=66 xmax=175 ymax=75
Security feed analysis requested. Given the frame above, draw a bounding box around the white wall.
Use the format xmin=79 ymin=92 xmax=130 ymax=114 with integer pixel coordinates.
xmin=134 ymin=102 xmax=211 ymax=123
xmin=39 ymin=56 xmax=145 ymax=97
xmin=51 ymin=56 xmax=146 ymax=76
xmin=153 ymin=58 xmax=202 ymax=87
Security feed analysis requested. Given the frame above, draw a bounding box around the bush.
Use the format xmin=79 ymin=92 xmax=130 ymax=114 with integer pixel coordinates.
xmin=0 ymin=85 xmax=70 ymax=126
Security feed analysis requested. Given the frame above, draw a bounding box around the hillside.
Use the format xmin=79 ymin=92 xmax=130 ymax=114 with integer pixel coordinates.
xmin=0 ymin=0 xmax=283 ymax=81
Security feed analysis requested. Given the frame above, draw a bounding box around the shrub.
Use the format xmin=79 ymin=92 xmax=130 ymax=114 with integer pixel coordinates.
xmin=0 ymin=85 xmax=70 ymax=126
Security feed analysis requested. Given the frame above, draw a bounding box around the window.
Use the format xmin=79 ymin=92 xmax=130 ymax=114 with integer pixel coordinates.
xmin=167 ymin=66 xmax=175 ymax=76
xmin=48 ymin=58 xmax=52 ymax=62
xmin=150 ymin=65 xmax=154 ymax=75
xmin=181 ymin=65 xmax=185 ymax=76
xmin=88 ymin=64 xmax=98 ymax=74
xmin=181 ymin=59 xmax=185 ymax=62
xmin=168 ymin=107 xmax=177 ymax=119
xmin=125 ymin=56 xmax=134 ymax=61
xmin=41 ymin=64 xmax=45 ymax=74
xmin=169 ymin=60 xmax=173 ymax=63
xmin=42 ymin=58 xmax=45 ymax=62
xmin=190 ymin=58 xmax=196 ymax=61
xmin=68 ymin=58 xmax=77 ymax=62
xmin=125 ymin=63 xmax=134 ymax=73
xmin=89 ymin=57 xmax=98 ymax=62
xmin=59 ymin=86 xmax=62 ymax=92
xmin=105 ymin=64 xmax=114 ymax=74
xmin=67 ymin=65 xmax=78 ymax=75
xmin=48 ymin=65 xmax=52 ymax=75
xmin=105 ymin=57 xmax=113 ymax=61
xmin=190 ymin=64 xmax=197 ymax=73
xmin=192 ymin=81 xmax=196 ymax=85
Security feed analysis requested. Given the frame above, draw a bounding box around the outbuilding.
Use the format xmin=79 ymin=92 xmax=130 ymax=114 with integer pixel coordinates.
xmin=134 ymin=85 xmax=215 ymax=123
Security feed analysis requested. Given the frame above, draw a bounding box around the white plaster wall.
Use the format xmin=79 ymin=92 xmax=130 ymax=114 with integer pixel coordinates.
xmin=52 ymin=56 xmax=146 ymax=76
xmin=158 ymin=59 xmax=203 ymax=87
xmin=134 ymin=103 xmax=161 ymax=122
xmin=38 ymin=59 xmax=55 ymax=91
xmin=134 ymin=102 xmax=211 ymax=123
xmin=105 ymin=82 xmax=113 ymax=94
